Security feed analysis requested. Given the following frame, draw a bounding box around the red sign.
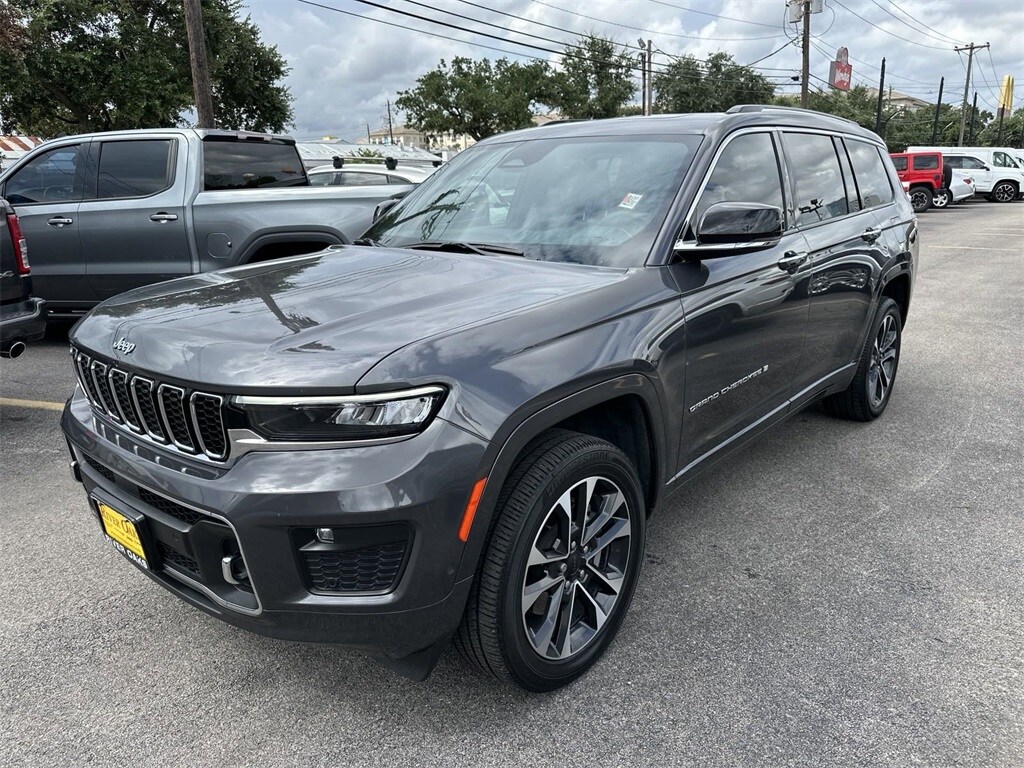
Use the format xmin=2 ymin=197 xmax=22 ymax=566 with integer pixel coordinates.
xmin=829 ymin=47 xmax=852 ymax=91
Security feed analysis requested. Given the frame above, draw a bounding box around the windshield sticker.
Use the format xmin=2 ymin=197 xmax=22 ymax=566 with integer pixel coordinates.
xmin=689 ymin=365 xmax=769 ymax=413
xmin=619 ymin=193 xmax=644 ymax=209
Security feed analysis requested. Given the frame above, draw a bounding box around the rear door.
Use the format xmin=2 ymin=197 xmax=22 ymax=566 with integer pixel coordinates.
xmin=0 ymin=142 xmax=91 ymax=307
xmin=781 ymin=131 xmax=886 ymax=401
xmin=78 ymin=136 xmax=191 ymax=300
xmin=672 ymin=130 xmax=810 ymax=472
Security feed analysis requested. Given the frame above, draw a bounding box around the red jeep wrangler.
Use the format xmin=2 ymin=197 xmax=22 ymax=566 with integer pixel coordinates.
xmin=889 ymin=151 xmax=944 ymax=213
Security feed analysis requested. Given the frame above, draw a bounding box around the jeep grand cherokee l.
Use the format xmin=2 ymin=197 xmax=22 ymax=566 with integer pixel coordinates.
xmin=62 ymin=107 xmax=916 ymax=692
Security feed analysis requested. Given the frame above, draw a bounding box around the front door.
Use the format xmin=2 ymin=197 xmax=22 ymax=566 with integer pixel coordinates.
xmin=670 ymin=130 xmax=810 ymax=475
xmin=78 ymin=136 xmax=191 ymax=300
xmin=0 ymin=142 xmax=93 ymax=308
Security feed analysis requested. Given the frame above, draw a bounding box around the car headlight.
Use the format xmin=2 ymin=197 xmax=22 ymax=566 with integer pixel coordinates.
xmin=233 ymin=386 xmax=446 ymax=441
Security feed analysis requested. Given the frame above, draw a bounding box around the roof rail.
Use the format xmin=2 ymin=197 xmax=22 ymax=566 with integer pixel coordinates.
xmin=726 ymin=104 xmax=860 ymax=126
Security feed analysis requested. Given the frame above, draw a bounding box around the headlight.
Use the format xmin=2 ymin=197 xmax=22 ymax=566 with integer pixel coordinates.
xmin=233 ymin=386 xmax=446 ymax=441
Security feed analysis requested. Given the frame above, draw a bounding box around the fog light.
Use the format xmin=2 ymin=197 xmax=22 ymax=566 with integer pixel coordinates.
xmin=315 ymin=527 xmax=335 ymax=543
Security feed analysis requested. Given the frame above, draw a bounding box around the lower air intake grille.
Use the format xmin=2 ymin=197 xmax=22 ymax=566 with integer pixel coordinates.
xmin=158 ymin=542 xmax=201 ymax=576
xmin=304 ymin=541 xmax=407 ymax=593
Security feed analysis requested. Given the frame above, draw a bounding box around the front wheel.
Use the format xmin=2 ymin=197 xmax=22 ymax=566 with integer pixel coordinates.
xmin=989 ymin=181 xmax=1018 ymax=203
xmin=823 ymin=297 xmax=902 ymax=421
xmin=455 ymin=431 xmax=646 ymax=691
xmin=909 ymin=186 xmax=932 ymax=213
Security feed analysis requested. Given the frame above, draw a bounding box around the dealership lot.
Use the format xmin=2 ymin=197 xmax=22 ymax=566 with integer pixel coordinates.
xmin=1 ymin=202 xmax=1022 ymax=766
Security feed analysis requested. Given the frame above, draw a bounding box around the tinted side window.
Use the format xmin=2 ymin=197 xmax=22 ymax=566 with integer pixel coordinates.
xmin=943 ymin=156 xmax=964 ymax=169
xmin=693 ymin=132 xmax=784 ymax=226
xmin=308 ymin=172 xmax=334 ymax=186
xmin=782 ymin=132 xmax=848 ymax=224
xmin=963 ymin=156 xmax=986 ymax=169
xmin=993 ymin=151 xmax=1017 ymax=168
xmin=912 ymin=155 xmax=939 ymax=170
xmin=96 ymin=140 xmax=173 ymax=199
xmin=846 ymin=140 xmax=894 ymax=208
xmin=891 ymin=156 xmax=908 ymax=171
xmin=203 ymin=140 xmax=307 ymax=190
xmin=3 ymin=144 xmax=81 ymax=204
xmin=337 ymin=172 xmax=387 ymax=186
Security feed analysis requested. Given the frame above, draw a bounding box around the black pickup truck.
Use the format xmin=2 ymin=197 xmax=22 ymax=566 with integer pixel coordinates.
xmin=0 ymin=196 xmax=46 ymax=358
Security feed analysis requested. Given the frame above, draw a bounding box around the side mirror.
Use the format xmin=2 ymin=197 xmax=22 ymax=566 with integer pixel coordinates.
xmin=981 ymin=164 xmax=990 ymax=171
xmin=372 ymin=191 xmax=408 ymax=221
xmin=676 ymin=202 xmax=783 ymax=256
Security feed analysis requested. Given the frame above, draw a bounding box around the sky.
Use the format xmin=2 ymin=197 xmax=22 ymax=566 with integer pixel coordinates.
xmin=239 ymin=0 xmax=1024 ymax=140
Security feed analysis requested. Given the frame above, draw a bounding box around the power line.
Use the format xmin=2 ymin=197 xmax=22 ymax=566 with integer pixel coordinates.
xmin=830 ymin=0 xmax=953 ymax=50
xmin=529 ymin=0 xmax=784 ymax=43
xmin=644 ymin=0 xmax=780 ymax=29
xmin=883 ymin=0 xmax=967 ymax=45
xmin=867 ymin=0 xmax=963 ymax=46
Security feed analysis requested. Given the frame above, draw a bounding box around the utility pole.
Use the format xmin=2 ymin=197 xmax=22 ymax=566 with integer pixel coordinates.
xmin=930 ymin=76 xmax=944 ymax=144
xmin=183 ymin=0 xmax=215 ymax=128
xmin=646 ymin=40 xmax=653 ymax=115
xmin=637 ymin=39 xmax=646 ymax=116
xmin=968 ymin=92 xmax=978 ymax=143
xmin=365 ymin=123 xmax=371 ymax=143
xmin=955 ymin=42 xmax=989 ymax=146
xmin=800 ymin=0 xmax=811 ymax=108
xmin=386 ymin=99 xmax=395 ymax=145
xmin=874 ymin=58 xmax=886 ymax=134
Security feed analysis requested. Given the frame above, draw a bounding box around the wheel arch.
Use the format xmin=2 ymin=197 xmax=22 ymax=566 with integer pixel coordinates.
xmin=881 ymin=271 xmax=912 ymax=324
xmin=238 ymin=230 xmax=346 ymax=264
xmin=455 ymin=373 xmax=667 ymax=582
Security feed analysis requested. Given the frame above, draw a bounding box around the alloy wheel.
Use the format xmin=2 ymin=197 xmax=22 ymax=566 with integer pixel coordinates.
xmin=909 ymin=189 xmax=930 ymax=212
xmin=993 ymin=182 xmax=1016 ymax=202
xmin=521 ymin=476 xmax=632 ymax=660
xmin=868 ymin=313 xmax=899 ymax=408
xmin=932 ymin=190 xmax=951 ymax=208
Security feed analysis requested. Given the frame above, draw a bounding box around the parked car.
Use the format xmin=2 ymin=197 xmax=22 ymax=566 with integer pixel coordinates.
xmin=932 ymin=169 xmax=976 ymax=208
xmin=906 ymin=146 xmax=1024 ymax=202
xmin=0 ymin=196 xmax=46 ymax=357
xmin=889 ymin=151 xmax=944 ymax=212
xmin=62 ymin=106 xmax=916 ymax=691
xmin=307 ymin=162 xmax=435 ymax=187
xmin=0 ymin=129 xmax=413 ymax=317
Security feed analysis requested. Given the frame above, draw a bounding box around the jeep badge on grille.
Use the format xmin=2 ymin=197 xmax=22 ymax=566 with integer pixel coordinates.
xmin=112 ymin=337 xmax=136 ymax=355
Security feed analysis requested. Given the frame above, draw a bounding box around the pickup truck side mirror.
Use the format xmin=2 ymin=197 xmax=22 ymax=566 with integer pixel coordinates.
xmin=675 ymin=202 xmax=784 ymax=258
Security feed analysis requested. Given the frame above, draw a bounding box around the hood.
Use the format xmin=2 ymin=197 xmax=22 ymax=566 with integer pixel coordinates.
xmin=70 ymin=246 xmax=626 ymax=391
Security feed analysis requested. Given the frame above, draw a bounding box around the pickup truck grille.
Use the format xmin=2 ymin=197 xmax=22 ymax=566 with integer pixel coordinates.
xmin=72 ymin=347 xmax=229 ymax=461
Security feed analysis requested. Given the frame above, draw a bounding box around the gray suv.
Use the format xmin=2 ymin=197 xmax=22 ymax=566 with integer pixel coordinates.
xmin=62 ymin=107 xmax=917 ymax=691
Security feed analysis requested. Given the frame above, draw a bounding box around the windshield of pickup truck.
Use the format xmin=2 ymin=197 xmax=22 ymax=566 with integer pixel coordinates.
xmin=202 ymin=139 xmax=308 ymax=190
xmin=364 ymin=134 xmax=701 ymax=267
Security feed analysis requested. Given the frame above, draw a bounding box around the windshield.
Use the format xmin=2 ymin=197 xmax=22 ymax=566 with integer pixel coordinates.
xmin=364 ymin=133 xmax=701 ymax=267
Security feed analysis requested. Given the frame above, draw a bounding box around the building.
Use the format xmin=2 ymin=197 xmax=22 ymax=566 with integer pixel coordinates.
xmin=866 ymin=88 xmax=933 ymax=112
xmin=360 ymin=124 xmax=475 ymax=153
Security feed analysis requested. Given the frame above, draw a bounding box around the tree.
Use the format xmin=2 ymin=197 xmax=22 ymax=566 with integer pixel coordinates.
xmin=397 ymin=57 xmax=553 ymax=142
xmin=0 ymin=0 xmax=292 ymax=137
xmin=653 ymin=52 xmax=776 ymax=114
xmin=550 ymin=34 xmax=636 ymax=119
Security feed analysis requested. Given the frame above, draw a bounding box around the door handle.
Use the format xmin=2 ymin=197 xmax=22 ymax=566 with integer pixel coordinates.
xmin=149 ymin=212 xmax=178 ymax=223
xmin=777 ymin=251 xmax=808 ymax=272
xmin=47 ymin=216 xmax=73 ymax=227
xmin=861 ymin=227 xmax=882 ymax=243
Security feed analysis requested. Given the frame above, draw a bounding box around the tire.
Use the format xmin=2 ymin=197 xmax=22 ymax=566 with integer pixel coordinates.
xmin=823 ymin=297 xmax=902 ymax=421
xmin=455 ymin=430 xmax=646 ymax=692
xmin=989 ymin=181 xmax=1018 ymax=203
xmin=932 ymin=189 xmax=951 ymax=208
xmin=909 ymin=186 xmax=931 ymax=213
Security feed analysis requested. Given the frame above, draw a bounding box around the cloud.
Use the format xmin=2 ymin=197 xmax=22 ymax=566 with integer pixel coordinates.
xmin=241 ymin=0 xmax=1024 ymax=139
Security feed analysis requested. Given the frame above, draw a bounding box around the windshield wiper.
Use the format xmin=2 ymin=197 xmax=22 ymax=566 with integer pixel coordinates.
xmin=402 ymin=241 xmax=525 ymax=257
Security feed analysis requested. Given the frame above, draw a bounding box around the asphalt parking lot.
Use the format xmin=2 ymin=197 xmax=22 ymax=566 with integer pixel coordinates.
xmin=1 ymin=200 xmax=1022 ymax=767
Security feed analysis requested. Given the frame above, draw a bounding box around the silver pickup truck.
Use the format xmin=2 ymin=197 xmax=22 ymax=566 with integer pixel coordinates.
xmin=0 ymin=129 xmax=412 ymax=317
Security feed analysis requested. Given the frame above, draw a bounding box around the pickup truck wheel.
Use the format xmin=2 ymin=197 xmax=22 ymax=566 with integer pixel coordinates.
xmin=908 ymin=186 xmax=931 ymax=213
xmin=823 ymin=297 xmax=902 ymax=422
xmin=989 ymin=181 xmax=1018 ymax=203
xmin=454 ymin=431 xmax=645 ymax=692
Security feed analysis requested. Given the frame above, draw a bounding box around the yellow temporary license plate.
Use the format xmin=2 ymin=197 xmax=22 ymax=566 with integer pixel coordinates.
xmin=98 ymin=502 xmax=149 ymax=569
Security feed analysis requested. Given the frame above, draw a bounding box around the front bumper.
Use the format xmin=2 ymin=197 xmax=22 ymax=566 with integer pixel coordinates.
xmin=62 ymin=391 xmax=488 ymax=673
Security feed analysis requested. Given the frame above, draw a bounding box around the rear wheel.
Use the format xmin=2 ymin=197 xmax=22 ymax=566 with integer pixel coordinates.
xmin=909 ymin=186 xmax=931 ymax=213
xmin=989 ymin=181 xmax=1018 ymax=203
xmin=932 ymin=188 xmax=951 ymax=208
xmin=455 ymin=431 xmax=646 ymax=691
xmin=823 ymin=297 xmax=902 ymax=422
